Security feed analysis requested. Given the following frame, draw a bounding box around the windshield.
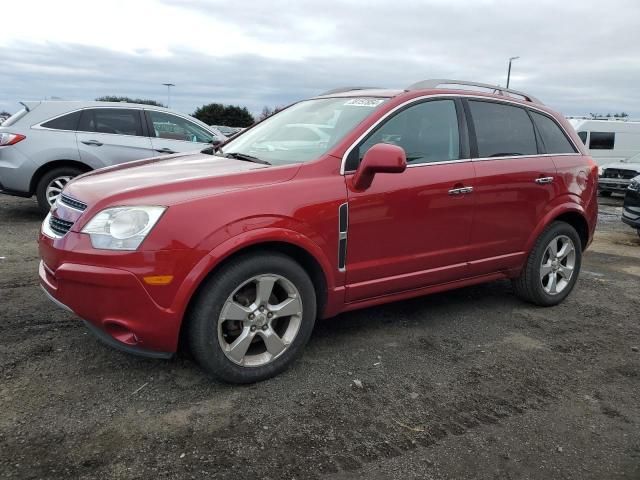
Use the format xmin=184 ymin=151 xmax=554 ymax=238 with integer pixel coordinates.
xmin=220 ymin=97 xmax=388 ymax=165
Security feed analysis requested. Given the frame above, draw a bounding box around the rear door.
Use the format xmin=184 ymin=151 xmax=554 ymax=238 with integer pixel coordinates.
xmin=76 ymin=108 xmax=153 ymax=167
xmin=145 ymin=110 xmax=218 ymax=155
xmin=344 ymin=98 xmax=475 ymax=302
xmin=464 ymin=99 xmax=557 ymax=276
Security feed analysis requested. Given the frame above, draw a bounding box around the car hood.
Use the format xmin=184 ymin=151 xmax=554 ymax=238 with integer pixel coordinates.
xmin=63 ymin=152 xmax=300 ymax=208
xmin=601 ymin=162 xmax=640 ymax=172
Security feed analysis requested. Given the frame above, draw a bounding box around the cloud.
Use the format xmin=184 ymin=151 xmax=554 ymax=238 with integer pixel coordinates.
xmin=1 ymin=0 xmax=639 ymax=117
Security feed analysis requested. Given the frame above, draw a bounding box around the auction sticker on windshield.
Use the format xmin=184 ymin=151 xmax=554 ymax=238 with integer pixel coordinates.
xmin=343 ymin=98 xmax=386 ymax=107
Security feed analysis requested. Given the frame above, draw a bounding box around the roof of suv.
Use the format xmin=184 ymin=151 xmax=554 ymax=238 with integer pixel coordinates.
xmin=314 ymin=79 xmax=543 ymax=106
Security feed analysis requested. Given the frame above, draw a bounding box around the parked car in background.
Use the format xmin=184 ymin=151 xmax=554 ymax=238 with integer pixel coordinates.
xmin=598 ymin=152 xmax=640 ymax=196
xmin=39 ymin=79 xmax=597 ymax=383
xmin=568 ymin=117 xmax=640 ymax=165
xmin=0 ymin=101 xmax=227 ymax=213
xmin=211 ymin=125 xmax=243 ymax=137
xmin=621 ymin=175 xmax=640 ymax=237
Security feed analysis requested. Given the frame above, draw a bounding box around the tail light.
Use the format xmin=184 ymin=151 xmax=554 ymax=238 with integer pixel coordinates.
xmin=0 ymin=133 xmax=26 ymax=146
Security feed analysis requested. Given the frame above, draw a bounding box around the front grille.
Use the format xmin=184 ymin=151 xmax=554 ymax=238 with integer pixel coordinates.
xmin=60 ymin=194 xmax=87 ymax=211
xmin=602 ymin=168 xmax=637 ymax=180
xmin=49 ymin=216 xmax=74 ymax=236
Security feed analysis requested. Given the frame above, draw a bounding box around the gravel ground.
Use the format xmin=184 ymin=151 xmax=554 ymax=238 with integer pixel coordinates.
xmin=0 ymin=194 xmax=639 ymax=480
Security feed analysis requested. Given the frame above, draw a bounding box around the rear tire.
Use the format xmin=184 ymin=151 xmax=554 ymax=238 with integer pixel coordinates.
xmin=187 ymin=252 xmax=316 ymax=384
xmin=512 ymin=222 xmax=582 ymax=306
xmin=35 ymin=166 xmax=83 ymax=214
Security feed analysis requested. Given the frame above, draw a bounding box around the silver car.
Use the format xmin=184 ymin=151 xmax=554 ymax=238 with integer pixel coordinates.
xmin=0 ymin=101 xmax=227 ymax=213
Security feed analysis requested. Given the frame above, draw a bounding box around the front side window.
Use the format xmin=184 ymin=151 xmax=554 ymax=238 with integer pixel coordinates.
xmin=469 ymin=100 xmax=537 ymax=157
xmin=41 ymin=111 xmax=82 ymax=131
xmin=354 ymin=99 xmax=460 ymax=167
xmin=577 ymin=131 xmax=588 ymax=144
xmin=221 ymin=97 xmax=389 ymax=165
xmin=530 ymin=111 xmax=576 ymax=154
xmin=589 ymin=131 xmax=615 ymax=150
xmin=148 ymin=111 xmax=213 ymax=143
xmin=79 ymin=109 xmax=143 ymax=136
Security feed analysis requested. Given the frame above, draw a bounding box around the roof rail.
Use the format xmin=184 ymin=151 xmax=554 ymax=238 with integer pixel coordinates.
xmin=406 ymin=79 xmax=542 ymax=105
xmin=318 ymin=86 xmax=379 ymax=96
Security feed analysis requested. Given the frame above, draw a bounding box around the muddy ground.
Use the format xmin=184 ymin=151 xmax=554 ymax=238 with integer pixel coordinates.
xmin=0 ymin=194 xmax=639 ymax=480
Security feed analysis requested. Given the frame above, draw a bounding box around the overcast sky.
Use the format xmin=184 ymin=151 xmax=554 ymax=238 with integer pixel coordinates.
xmin=1 ymin=0 xmax=639 ymax=118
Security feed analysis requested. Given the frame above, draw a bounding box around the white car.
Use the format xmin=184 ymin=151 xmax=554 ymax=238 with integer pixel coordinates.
xmin=598 ymin=152 xmax=640 ymax=196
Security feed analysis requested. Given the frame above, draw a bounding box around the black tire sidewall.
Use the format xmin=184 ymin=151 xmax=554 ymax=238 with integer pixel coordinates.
xmin=528 ymin=222 xmax=582 ymax=306
xmin=188 ymin=252 xmax=317 ymax=384
xmin=36 ymin=166 xmax=82 ymax=214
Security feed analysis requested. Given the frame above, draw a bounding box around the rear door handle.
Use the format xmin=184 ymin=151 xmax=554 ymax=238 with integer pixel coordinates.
xmin=81 ymin=140 xmax=103 ymax=146
xmin=448 ymin=186 xmax=474 ymax=195
xmin=155 ymin=148 xmax=176 ymax=154
xmin=535 ymin=176 xmax=554 ymax=184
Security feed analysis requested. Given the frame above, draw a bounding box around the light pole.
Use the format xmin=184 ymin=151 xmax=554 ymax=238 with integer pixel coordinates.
xmin=506 ymin=57 xmax=519 ymax=89
xmin=162 ymin=83 xmax=175 ymax=108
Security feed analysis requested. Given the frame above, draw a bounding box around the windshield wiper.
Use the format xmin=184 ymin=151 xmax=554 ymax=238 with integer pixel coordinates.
xmin=224 ymin=152 xmax=271 ymax=165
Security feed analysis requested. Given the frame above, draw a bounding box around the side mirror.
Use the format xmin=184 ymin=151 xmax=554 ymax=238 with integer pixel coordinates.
xmin=351 ymin=143 xmax=407 ymax=191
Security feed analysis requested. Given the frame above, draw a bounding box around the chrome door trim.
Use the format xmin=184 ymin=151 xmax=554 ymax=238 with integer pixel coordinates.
xmin=340 ymin=94 xmax=581 ymax=175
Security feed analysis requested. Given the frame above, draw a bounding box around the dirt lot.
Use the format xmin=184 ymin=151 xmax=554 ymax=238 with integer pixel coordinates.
xmin=1 ymin=194 xmax=639 ymax=480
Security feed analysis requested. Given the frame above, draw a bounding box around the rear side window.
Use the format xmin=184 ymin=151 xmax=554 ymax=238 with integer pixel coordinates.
xmin=577 ymin=131 xmax=588 ymax=144
xmin=589 ymin=132 xmax=615 ymax=150
xmin=468 ymin=101 xmax=537 ymax=157
xmin=41 ymin=111 xmax=82 ymax=131
xmin=530 ymin=112 xmax=576 ymax=154
xmin=356 ymin=99 xmax=460 ymax=166
xmin=78 ymin=109 xmax=143 ymax=136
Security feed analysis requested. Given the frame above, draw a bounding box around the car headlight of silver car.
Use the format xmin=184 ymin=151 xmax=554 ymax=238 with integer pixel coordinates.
xmin=598 ymin=166 xmax=604 ymax=176
xmin=81 ymin=206 xmax=166 ymax=250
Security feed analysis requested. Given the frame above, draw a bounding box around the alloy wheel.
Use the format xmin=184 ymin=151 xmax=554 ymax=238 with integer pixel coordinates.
xmin=217 ymin=274 xmax=303 ymax=367
xmin=45 ymin=176 xmax=73 ymax=206
xmin=540 ymin=235 xmax=576 ymax=295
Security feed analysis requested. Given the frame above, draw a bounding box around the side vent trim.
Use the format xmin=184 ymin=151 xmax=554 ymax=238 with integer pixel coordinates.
xmin=338 ymin=203 xmax=348 ymax=271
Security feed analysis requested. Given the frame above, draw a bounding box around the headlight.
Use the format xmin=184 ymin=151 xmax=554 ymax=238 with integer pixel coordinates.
xmin=81 ymin=206 xmax=166 ymax=250
xmin=598 ymin=166 xmax=604 ymax=176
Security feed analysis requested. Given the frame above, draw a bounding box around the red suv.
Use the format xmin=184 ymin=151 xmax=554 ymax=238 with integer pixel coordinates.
xmin=39 ymin=80 xmax=598 ymax=383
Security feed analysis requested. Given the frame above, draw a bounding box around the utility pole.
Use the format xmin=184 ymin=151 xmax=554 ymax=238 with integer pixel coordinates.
xmin=162 ymin=83 xmax=175 ymax=108
xmin=506 ymin=57 xmax=519 ymax=88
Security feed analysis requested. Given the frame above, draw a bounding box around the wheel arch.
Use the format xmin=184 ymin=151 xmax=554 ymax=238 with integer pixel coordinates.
xmin=526 ymin=205 xmax=590 ymax=254
xmin=30 ymin=159 xmax=93 ymax=194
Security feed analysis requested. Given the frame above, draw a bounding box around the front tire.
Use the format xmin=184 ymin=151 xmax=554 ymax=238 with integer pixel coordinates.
xmin=187 ymin=252 xmax=317 ymax=384
xmin=35 ymin=166 xmax=83 ymax=214
xmin=513 ymin=222 xmax=582 ymax=306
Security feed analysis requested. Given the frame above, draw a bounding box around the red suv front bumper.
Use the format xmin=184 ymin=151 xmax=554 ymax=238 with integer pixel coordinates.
xmin=38 ymin=231 xmax=195 ymax=358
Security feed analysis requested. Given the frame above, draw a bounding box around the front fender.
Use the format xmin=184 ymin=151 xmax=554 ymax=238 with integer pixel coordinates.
xmin=169 ymin=227 xmax=338 ymax=323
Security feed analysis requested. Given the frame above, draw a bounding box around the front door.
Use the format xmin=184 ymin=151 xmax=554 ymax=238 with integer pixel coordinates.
xmin=344 ymin=98 xmax=475 ymax=302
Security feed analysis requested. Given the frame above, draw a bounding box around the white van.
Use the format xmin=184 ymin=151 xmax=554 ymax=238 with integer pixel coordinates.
xmin=568 ymin=118 xmax=640 ymax=196
xmin=568 ymin=118 xmax=640 ymax=165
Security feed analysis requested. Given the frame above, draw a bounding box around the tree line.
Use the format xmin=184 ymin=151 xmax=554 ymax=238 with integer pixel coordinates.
xmin=95 ymin=96 xmax=283 ymax=127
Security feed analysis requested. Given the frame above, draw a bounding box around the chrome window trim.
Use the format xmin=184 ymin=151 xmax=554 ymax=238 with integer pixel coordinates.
xmin=32 ymin=106 xmax=219 ymax=141
xmin=340 ymin=94 xmax=581 ymax=174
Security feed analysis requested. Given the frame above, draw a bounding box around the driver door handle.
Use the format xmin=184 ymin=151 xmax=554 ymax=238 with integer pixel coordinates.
xmin=155 ymin=148 xmax=176 ymax=154
xmin=535 ymin=176 xmax=554 ymax=184
xmin=448 ymin=186 xmax=474 ymax=195
xmin=81 ymin=140 xmax=103 ymax=146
